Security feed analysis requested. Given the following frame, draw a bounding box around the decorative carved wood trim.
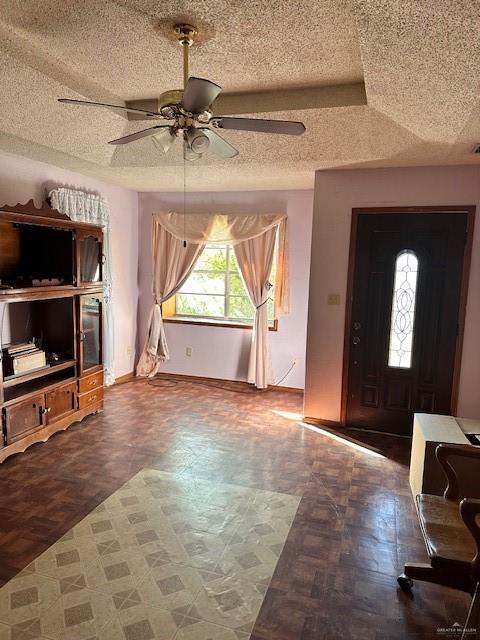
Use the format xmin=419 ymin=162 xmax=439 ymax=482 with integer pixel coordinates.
xmin=0 ymin=200 xmax=70 ymax=220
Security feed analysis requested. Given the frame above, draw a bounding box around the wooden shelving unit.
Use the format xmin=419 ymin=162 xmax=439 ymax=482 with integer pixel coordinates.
xmin=0 ymin=200 xmax=105 ymax=462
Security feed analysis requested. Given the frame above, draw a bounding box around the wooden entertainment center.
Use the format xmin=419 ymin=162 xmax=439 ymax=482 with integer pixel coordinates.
xmin=0 ymin=200 xmax=104 ymax=463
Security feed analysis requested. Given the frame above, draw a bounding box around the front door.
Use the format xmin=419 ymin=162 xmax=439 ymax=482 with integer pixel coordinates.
xmin=346 ymin=212 xmax=470 ymax=435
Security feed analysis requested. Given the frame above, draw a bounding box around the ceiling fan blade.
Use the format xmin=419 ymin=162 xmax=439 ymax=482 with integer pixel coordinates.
xmin=108 ymin=126 xmax=171 ymax=145
xmin=200 ymin=128 xmax=239 ymax=158
xmin=181 ymin=77 xmax=222 ymax=114
xmin=58 ymin=98 xmax=160 ymax=118
xmin=212 ymin=116 xmax=306 ymax=136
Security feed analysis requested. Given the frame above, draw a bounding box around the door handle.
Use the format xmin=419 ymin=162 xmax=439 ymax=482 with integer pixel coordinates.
xmin=352 ymin=336 xmax=360 ymax=345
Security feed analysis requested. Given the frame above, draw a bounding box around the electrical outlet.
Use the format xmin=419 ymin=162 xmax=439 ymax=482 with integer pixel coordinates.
xmin=293 ymin=358 xmax=299 ymax=367
xmin=186 ymin=347 xmax=192 ymax=357
xmin=126 ymin=345 xmax=133 ymax=356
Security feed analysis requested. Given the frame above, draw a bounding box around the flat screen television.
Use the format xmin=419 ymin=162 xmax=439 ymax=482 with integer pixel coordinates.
xmin=0 ymin=221 xmax=74 ymax=289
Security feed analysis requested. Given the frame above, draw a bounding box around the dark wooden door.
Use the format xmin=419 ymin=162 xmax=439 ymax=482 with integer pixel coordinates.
xmin=3 ymin=394 xmax=46 ymax=444
xmin=346 ymin=212 xmax=469 ymax=435
xmin=46 ymin=381 xmax=77 ymax=423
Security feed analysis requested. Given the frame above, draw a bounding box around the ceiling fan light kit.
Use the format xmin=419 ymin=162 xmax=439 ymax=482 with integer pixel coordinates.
xmin=58 ymin=23 xmax=306 ymax=161
xmin=151 ymin=127 xmax=176 ymax=153
xmin=185 ymin=127 xmax=210 ymax=155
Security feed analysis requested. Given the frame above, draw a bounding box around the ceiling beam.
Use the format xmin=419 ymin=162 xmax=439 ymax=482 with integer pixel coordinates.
xmin=213 ymin=82 xmax=367 ymax=115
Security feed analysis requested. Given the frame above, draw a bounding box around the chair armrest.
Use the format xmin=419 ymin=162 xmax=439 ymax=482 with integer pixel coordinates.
xmin=460 ymin=498 xmax=480 ymax=579
xmin=435 ymin=444 xmax=480 ymax=500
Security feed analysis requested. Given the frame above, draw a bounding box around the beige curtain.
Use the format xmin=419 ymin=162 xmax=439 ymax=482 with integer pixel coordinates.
xmin=136 ymin=221 xmax=204 ymax=377
xmin=274 ymin=218 xmax=289 ymax=317
xmin=234 ymin=226 xmax=277 ymax=389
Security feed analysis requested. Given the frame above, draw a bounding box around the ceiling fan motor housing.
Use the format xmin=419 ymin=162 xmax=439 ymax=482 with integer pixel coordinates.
xmin=158 ymin=89 xmax=184 ymax=115
xmin=174 ymin=24 xmax=197 ymax=47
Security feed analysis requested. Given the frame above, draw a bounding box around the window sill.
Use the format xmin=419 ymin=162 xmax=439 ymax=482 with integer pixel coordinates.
xmin=164 ymin=316 xmax=278 ymax=331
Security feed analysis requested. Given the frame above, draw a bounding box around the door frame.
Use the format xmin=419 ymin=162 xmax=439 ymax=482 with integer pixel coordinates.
xmin=340 ymin=205 xmax=476 ymax=428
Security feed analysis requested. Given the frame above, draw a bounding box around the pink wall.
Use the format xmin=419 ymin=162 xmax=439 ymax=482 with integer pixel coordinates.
xmin=137 ymin=190 xmax=313 ymax=389
xmin=305 ymin=165 xmax=480 ymax=421
xmin=0 ymin=150 xmax=139 ymax=378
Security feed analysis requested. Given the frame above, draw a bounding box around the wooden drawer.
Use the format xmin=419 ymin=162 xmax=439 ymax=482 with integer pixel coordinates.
xmin=78 ymin=387 xmax=103 ymax=410
xmin=3 ymin=394 xmax=45 ymax=444
xmin=78 ymin=371 xmax=103 ymax=394
xmin=46 ymin=381 xmax=77 ymax=423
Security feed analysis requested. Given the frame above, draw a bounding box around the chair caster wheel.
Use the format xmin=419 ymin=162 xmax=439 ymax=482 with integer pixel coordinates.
xmin=397 ymin=573 xmax=414 ymax=591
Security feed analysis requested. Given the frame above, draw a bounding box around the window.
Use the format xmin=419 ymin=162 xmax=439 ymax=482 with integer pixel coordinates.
xmin=388 ymin=250 xmax=419 ymax=368
xmin=170 ymin=243 xmax=276 ymax=327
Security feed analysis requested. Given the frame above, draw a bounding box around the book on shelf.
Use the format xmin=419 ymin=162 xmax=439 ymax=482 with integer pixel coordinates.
xmin=12 ymin=351 xmax=46 ymax=375
xmin=3 ymin=341 xmax=37 ymax=355
xmin=2 ymin=342 xmax=48 ymax=376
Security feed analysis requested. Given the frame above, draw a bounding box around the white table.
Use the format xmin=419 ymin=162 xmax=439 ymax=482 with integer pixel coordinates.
xmin=409 ymin=413 xmax=480 ymax=499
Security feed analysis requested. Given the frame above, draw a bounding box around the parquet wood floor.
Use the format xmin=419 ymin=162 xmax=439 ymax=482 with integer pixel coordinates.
xmin=0 ymin=378 xmax=470 ymax=639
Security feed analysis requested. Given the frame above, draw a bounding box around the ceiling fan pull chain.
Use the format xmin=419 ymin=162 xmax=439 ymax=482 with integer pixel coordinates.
xmin=183 ymin=137 xmax=187 ymax=248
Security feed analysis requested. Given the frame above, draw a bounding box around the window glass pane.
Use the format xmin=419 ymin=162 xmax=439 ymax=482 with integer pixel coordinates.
xmin=228 ymin=296 xmax=255 ymax=320
xmin=176 ymin=293 xmax=225 ymax=318
xmin=178 ymin=272 xmax=225 ymax=295
xmin=388 ymin=250 xmax=419 ymax=368
xmin=267 ymin=298 xmax=275 ymax=322
xmin=269 ymin=242 xmax=278 ymax=283
xmin=229 ymin=273 xmax=247 ymax=296
xmin=194 ymin=245 xmax=227 ymax=271
xmin=174 ymin=239 xmax=278 ymax=326
xmin=229 ymin=251 xmax=240 ymax=274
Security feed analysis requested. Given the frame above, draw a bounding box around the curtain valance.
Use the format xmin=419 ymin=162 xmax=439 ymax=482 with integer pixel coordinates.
xmin=49 ymin=187 xmax=110 ymax=226
xmin=154 ymin=211 xmax=286 ymax=245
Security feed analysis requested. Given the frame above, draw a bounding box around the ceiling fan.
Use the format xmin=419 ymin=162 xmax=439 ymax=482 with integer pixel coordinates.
xmin=58 ymin=24 xmax=306 ymax=161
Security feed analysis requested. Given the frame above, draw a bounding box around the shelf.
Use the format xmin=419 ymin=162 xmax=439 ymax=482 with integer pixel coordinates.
xmin=0 ymin=285 xmax=75 ymax=296
xmin=0 ymin=284 xmax=103 ymax=302
xmin=3 ymin=375 xmax=77 ymax=407
xmin=3 ymin=360 xmax=76 ymax=388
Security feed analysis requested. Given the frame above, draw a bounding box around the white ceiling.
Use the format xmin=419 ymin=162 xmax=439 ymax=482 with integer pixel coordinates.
xmin=0 ymin=0 xmax=479 ymax=191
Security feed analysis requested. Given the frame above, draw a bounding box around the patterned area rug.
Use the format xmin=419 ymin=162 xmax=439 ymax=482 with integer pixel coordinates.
xmin=0 ymin=469 xmax=300 ymax=639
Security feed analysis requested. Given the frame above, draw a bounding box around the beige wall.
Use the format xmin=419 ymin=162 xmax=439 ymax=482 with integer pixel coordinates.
xmin=304 ymin=165 xmax=480 ymax=422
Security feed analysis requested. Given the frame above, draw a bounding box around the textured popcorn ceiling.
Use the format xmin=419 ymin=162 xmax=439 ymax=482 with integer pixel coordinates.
xmin=0 ymin=0 xmax=479 ymax=191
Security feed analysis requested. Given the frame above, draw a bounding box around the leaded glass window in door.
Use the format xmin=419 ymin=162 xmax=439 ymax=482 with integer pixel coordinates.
xmin=388 ymin=250 xmax=419 ymax=368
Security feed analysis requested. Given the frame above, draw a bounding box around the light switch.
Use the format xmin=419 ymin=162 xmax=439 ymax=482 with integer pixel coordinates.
xmin=327 ymin=293 xmax=340 ymax=306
